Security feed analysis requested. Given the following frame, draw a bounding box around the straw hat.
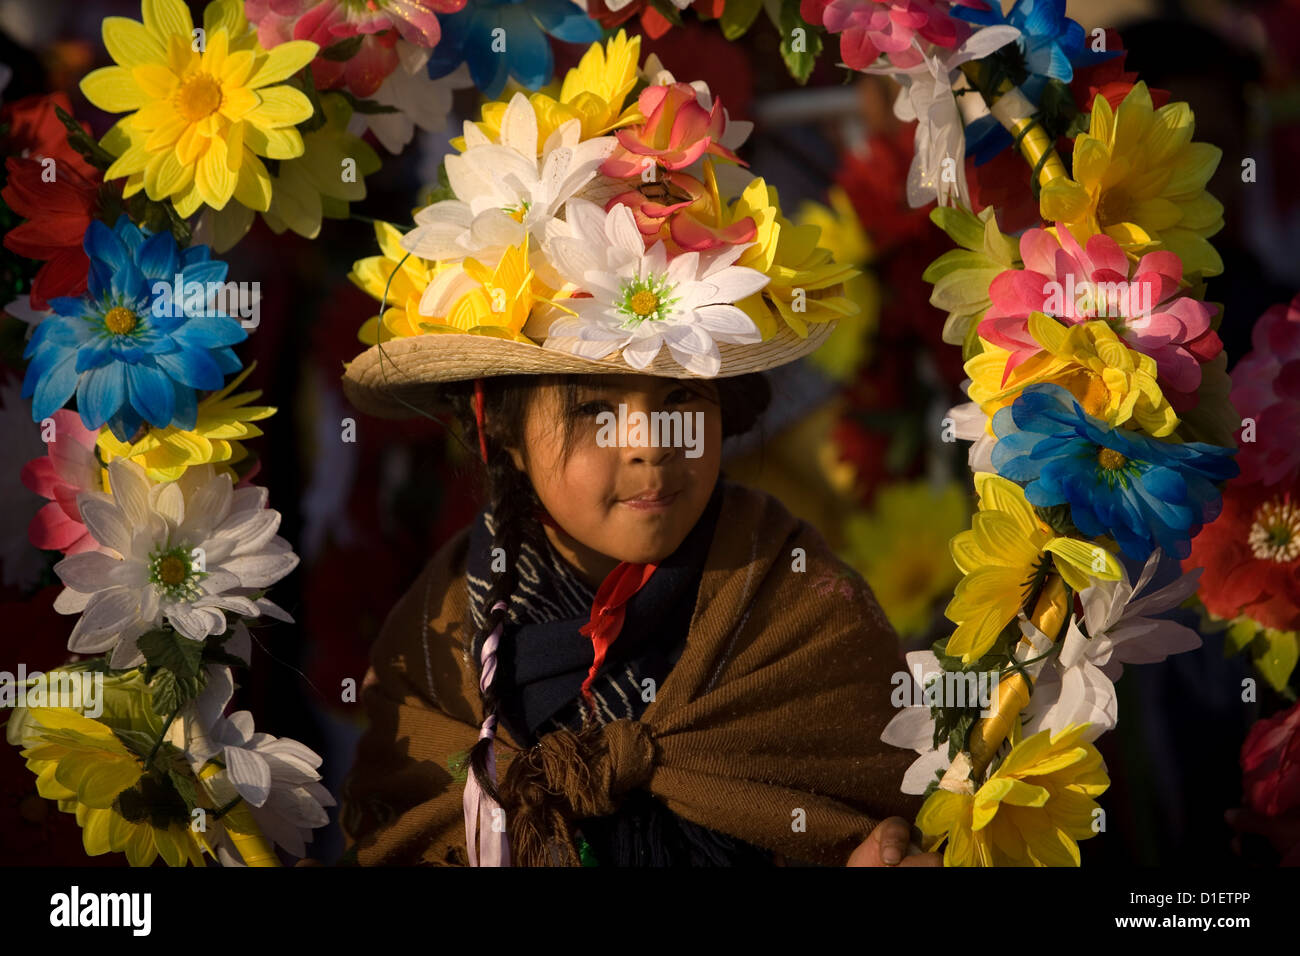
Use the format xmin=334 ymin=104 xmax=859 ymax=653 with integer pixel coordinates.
xmin=338 ymin=37 xmax=857 ymax=421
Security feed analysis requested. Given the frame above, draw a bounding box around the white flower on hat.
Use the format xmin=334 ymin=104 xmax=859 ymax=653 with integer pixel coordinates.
xmin=400 ymin=92 xmax=615 ymax=276
xmin=51 ymin=458 xmax=297 ymax=669
xmin=543 ymin=198 xmax=768 ymax=376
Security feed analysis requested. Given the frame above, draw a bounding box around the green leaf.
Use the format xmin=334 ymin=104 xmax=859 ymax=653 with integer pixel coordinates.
xmin=138 ymin=627 xmax=205 ymax=680
xmin=52 ymin=104 xmax=116 ymax=171
xmin=335 ymin=90 xmax=401 ymax=115
xmin=721 ymin=0 xmax=764 ymax=40
xmin=320 ymin=35 xmax=364 ymax=62
xmin=929 ymin=205 xmax=987 ymax=251
xmin=112 ymin=727 xmax=160 ymax=762
xmin=1251 ymin=629 xmax=1299 ymax=693
xmin=167 ymin=768 xmax=201 ymax=812
xmin=150 ymin=668 xmax=207 ymax=716
xmin=778 ymin=0 xmax=821 ymax=85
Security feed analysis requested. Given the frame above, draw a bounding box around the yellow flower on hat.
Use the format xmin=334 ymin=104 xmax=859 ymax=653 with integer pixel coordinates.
xmin=96 ymin=362 xmax=276 ymax=484
xmin=1039 ymin=82 xmax=1224 ymax=277
xmin=917 ymin=723 xmax=1110 ymax=866
xmin=351 ymin=222 xmax=445 ymax=344
xmin=416 ymin=239 xmax=537 ymax=341
xmin=453 ymin=31 xmax=643 ymax=152
xmin=945 ymin=472 xmax=1120 ymax=665
xmin=82 ymin=0 xmax=318 ymax=218
xmin=965 ymin=314 xmax=1179 ymax=439
xmin=731 ymin=178 xmax=861 ymax=341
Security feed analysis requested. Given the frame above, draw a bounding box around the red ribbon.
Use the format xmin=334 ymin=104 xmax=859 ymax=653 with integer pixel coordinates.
xmin=474 ymin=377 xmax=488 ymax=464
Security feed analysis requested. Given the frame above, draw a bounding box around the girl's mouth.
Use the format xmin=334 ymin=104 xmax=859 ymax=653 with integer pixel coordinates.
xmin=619 ymin=490 xmax=681 ymax=511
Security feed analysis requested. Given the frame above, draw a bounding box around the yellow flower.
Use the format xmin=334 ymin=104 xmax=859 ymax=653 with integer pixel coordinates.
xmin=1039 ymin=82 xmax=1224 ymax=277
xmin=917 ymin=723 xmax=1110 ymax=866
xmin=18 ymin=705 xmax=212 ymax=867
xmin=96 ymin=362 xmax=276 ymax=483
xmin=945 ymin=472 xmax=1120 ymax=664
xmin=842 ymin=481 xmax=967 ymax=639
xmin=965 ymin=313 xmax=1179 ymax=439
xmin=795 ymin=186 xmax=873 ymax=267
xmin=453 ymin=31 xmax=643 ymax=152
xmin=82 ymin=0 xmax=317 ymax=218
xmin=350 ymin=221 xmax=444 ymax=344
xmin=731 ymin=178 xmax=861 ymax=340
xmin=417 ymin=239 xmax=537 ymax=341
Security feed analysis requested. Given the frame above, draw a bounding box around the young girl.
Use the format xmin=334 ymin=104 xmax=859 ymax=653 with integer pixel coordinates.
xmin=337 ymin=350 xmax=934 ymax=866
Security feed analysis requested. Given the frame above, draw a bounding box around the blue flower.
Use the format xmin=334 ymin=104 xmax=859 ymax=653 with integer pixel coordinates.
xmin=955 ymin=0 xmax=1118 ymax=165
xmin=990 ymin=383 xmax=1238 ymax=562
xmin=427 ymin=0 xmax=602 ymax=100
xmin=21 ymin=215 xmax=246 ymax=443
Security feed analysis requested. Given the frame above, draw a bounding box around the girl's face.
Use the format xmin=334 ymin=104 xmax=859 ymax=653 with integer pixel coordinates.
xmin=505 ymin=373 xmax=723 ymax=588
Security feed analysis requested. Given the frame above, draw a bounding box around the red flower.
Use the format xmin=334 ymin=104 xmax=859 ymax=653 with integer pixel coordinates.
xmin=1184 ymin=481 xmax=1300 ymax=632
xmin=0 ymin=92 xmax=97 ymax=177
xmin=1230 ymin=294 xmax=1300 ymax=489
xmin=1069 ymin=29 xmax=1170 ymax=113
xmin=1242 ymin=698 xmax=1300 ymax=818
xmin=1 ymin=156 xmax=104 ymax=310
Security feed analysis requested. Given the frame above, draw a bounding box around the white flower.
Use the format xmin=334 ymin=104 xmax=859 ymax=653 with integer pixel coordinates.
xmin=880 ymin=650 xmax=953 ymax=794
xmin=1021 ymin=549 xmax=1204 ymax=742
xmin=946 ymin=396 xmax=995 ymax=473
xmin=51 ymin=458 xmax=297 ymax=668
xmin=543 ymin=198 xmax=768 ymax=376
xmin=863 ymin=27 xmax=1020 ymax=208
xmin=177 ymin=676 xmax=334 ymax=863
xmin=400 ymin=92 xmax=615 ymax=279
xmin=348 ymin=47 xmax=472 ymax=155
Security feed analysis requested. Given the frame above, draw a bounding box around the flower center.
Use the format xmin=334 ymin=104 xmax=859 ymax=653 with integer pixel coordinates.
xmin=1248 ymin=496 xmax=1300 ymax=563
xmin=617 ymin=275 xmax=677 ymax=327
xmin=629 ymin=290 xmax=658 ymax=317
xmin=1098 ymin=447 xmax=1128 ymax=470
xmin=148 ymin=543 xmax=206 ymax=602
xmin=1097 ymin=187 xmax=1130 ymax=229
xmin=104 ymin=306 xmax=138 ymax=335
xmin=175 ymin=73 xmax=223 ymax=124
xmin=502 ymin=200 xmax=530 ymax=224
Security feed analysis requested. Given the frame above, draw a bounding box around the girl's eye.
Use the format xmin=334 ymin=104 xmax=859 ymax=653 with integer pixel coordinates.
xmin=575 ymin=401 xmax=610 ymax=416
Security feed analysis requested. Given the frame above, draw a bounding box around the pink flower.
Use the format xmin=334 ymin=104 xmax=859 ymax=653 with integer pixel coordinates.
xmin=978 ymin=225 xmax=1222 ymax=407
xmin=801 ymin=0 xmax=984 ymax=70
xmin=606 ymin=171 xmax=756 ymax=254
xmin=601 ymin=83 xmax=744 ymax=179
xmin=1230 ymin=294 xmax=1300 ymax=488
xmin=20 ymin=409 xmax=103 ymax=555
xmin=246 ymin=0 xmax=463 ymax=97
xmin=1241 ymin=697 xmax=1300 ymax=819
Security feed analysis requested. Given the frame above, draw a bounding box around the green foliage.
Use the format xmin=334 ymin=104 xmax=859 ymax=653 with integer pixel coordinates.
xmin=778 ymin=0 xmax=822 ymax=85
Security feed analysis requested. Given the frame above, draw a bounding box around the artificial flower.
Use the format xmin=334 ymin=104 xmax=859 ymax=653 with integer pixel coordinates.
xmin=1 ymin=154 xmax=104 ymax=311
xmin=1229 ymin=294 xmax=1300 ymax=489
xmin=991 ymin=383 xmax=1237 ymax=561
xmin=600 ymin=81 xmax=743 ymax=179
xmin=417 ymin=239 xmax=536 ymax=338
xmin=1019 ymin=548 xmax=1204 ymax=741
xmin=586 ymin=0 xmax=710 ymax=40
xmin=15 ymin=705 xmax=211 ymax=866
xmin=945 ymin=471 xmax=1121 ymax=664
xmin=0 ymin=91 xmax=99 ymax=176
xmin=350 ymin=222 xmax=444 ymax=343
xmin=1186 ymin=480 xmax=1300 ymax=633
xmin=453 ymin=30 xmax=643 ymax=150
xmin=880 ymin=650 xmax=954 ymax=794
xmin=923 ymin=204 xmax=1021 ymax=351
xmin=82 ymin=0 xmax=318 ymax=219
xmin=979 ymin=226 xmax=1221 ymax=408
xmin=96 ymin=361 xmax=277 ymax=483
xmin=247 ymin=0 xmax=463 ymax=98
xmin=402 ymin=92 xmax=615 ymax=270
xmin=21 ymin=217 xmax=246 ymax=443
xmin=842 ymin=480 xmax=966 ymax=637
xmin=803 ymin=0 xmax=983 ymax=71
xmin=862 ymin=25 xmax=1020 ymax=208
xmin=21 ymin=409 xmax=103 ymax=555
xmin=965 ymin=314 xmax=1180 ymax=439
xmin=1241 ymin=697 xmax=1300 ymax=820
xmin=727 ymin=178 xmax=862 ymax=340
xmin=51 ymin=457 xmax=298 ymax=668
xmin=351 ymin=49 xmax=471 ymax=155
xmin=426 ymin=0 xmax=603 ymax=100
xmin=916 ymin=722 xmax=1109 ymax=866
xmin=1067 ymin=29 xmax=1171 ymax=114
xmin=542 ymin=198 xmax=767 ymax=376
xmin=1039 ymin=82 xmax=1225 ymax=277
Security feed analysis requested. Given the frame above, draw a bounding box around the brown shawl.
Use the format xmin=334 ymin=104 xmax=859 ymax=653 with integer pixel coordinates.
xmin=339 ymin=479 xmax=923 ymax=866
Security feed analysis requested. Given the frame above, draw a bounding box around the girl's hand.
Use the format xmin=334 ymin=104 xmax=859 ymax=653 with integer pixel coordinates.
xmin=846 ymin=816 xmax=942 ymax=866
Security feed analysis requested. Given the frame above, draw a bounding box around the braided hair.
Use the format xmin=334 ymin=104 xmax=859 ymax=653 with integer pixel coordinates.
xmin=440 ymin=371 xmax=772 ymax=810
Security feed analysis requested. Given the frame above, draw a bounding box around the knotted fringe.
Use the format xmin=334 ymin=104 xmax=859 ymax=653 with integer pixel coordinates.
xmin=500 ymin=718 xmax=657 ymax=867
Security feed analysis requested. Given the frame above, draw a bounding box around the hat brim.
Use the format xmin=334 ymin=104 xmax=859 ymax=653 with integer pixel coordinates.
xmin=341 ymin=321 xmax=837 ymax=420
